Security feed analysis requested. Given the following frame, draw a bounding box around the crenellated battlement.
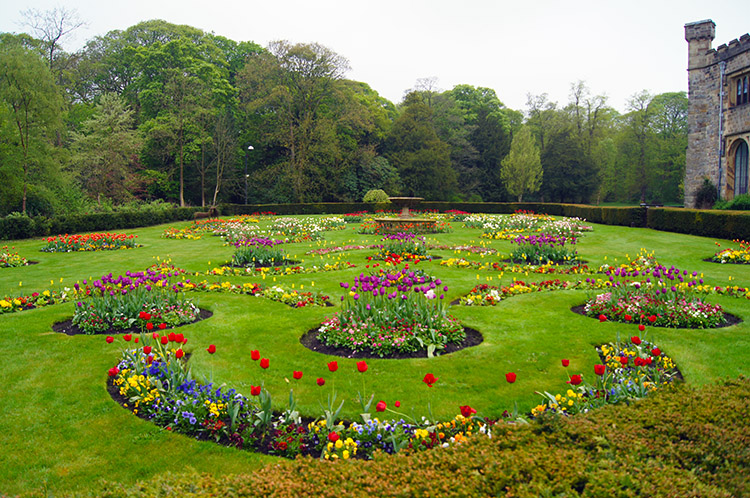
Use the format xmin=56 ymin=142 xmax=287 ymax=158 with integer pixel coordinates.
xmin=710 ymin=33 xmax=750 ymax=62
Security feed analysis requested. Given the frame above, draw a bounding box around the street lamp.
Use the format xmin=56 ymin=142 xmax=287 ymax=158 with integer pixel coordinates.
xmin=244 ymin=145 xmax=254 ymax=204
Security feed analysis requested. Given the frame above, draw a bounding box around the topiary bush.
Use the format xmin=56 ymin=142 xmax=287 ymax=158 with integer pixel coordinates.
xmin=363 ymin=189 xmax=389 ymax=203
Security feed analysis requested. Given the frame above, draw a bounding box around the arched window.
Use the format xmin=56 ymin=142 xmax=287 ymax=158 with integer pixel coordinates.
xmin=735 ymin=140 xmax=749 ymax=196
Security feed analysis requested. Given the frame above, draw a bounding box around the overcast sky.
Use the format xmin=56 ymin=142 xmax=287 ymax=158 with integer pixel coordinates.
xmin=1 ymin=0 xmax=748 ymax=112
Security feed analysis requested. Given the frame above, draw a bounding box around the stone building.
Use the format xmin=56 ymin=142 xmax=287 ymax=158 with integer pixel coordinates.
xmin=685 ymin=20 xmax=750 ymax=207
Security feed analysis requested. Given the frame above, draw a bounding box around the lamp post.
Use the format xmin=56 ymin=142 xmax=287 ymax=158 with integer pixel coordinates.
xmin=244 ymin=145 xmax=254 ymax=204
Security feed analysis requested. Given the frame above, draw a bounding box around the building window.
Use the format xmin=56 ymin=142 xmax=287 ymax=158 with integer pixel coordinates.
xmin=736 ymin=140 xmax=749 ymax=196
xmin=736 ymin=75 xmax=749 ymax=106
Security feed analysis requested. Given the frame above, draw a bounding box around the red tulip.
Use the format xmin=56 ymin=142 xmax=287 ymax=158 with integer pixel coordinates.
xmin=376 ymin=400 xmax=387 ymax=412
xmin=152 ymin=332 xmax=159 ymax=339
xmin=158 ymin=323 xmax=167 ymax=330
xmin=423 ymin=373 xmax=438 ymax=387
xmin=568 ymin=374 xmax=582 ymax=385
xmin=147 ymin=355 xmax=154 ymax=365
xmin=139 ymin=311 xmax=151 ymax=321
xmin=327 ymin=360 xmax=338 ymax=372
xmin=317 ymin=377 xmax=325 ymax=386
xmin=394 ymin=401 xmax=401 ymax=408
xmin=328 ymin=432 xmax=339 ymax=442
xmin=624 ymin=314 xmax=632 ymax=321
xmin=260 ymin=358 xmax=269 ymax=369
xmin=175 ymin=333 xmax=184 ymax=343
xmin=105 ymin=336 xmax=114 ymax=344
xmin=620 ymin=356 xmax=628 ymax=366
xmin=108 ymin=366 xmax=119 ymax=377
xmin=250 ymin=350 xmax=260 ymax=361
xmin=175 ymin=349 xmax=184 ymax=359
xmin=638 ymin=324 xmax=646 ymax=332
xmin=143 ymin=346 xmax=152 ymax=355
xmin=250 ymin=385 xmax=261 ymax=396
xmin=160 ymin=336 xmax=169 ymax=345
xmin=123 ymin=334 xmax=132 ymax=342
xmin=598 ymin=314 xmax=607 ymax=322
xmin=648 ymin=315 xmax=657 ymax=323
xmin=651 ymin=348 xmax=661 ymax=356
xmin=207 ymin=344 xmax=216 ymax=354
xmin=594 ymin=364 xmax=606 ymax=376
xmin=505 ymin=372 xmax=517 ymax=384
xmin=561 ymin=359 xmax=570 ymax=367
xmin=293 ymin=370 xmax=303 ymax=380
xmin=134 ymin=337 xmax=139 ymax=343
xmin=356 ymin=361 xmax=368 ymax=373
xmin=631 ymin=336 xmax=641 ymax=345
xmin=460 ymin=405 xmax=476 ymax=417
xmin=168 ymin=332 xmax=176 ymax=342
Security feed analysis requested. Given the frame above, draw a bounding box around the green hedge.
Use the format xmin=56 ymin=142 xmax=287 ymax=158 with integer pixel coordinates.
xmin=0 ymin=207 xmax=200 ymax=240
xmin=220 ymin=202 xmax=373 ymax=216
xmin=647 ymin=208 xmax=750 ymax=240
xmin=98 ymin=377 xmax=750 ymax=498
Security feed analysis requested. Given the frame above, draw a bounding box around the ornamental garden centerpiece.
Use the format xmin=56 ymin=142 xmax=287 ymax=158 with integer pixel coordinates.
xmin=374 ymin=197 xmax=437 ymax=234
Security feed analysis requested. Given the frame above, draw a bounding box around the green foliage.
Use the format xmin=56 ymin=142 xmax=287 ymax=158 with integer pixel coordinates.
xmin=541 ymin=128 xmax=598 ymax=203
xmin=362 ymin=189 xmax=389 ymax=203
xmin=500 ymin=126 xmax=542 ymax=202
xmin=647 ymin=207 xmax=750 ymax=240
xmin=695 ymin=177 xmax=719 ymax=209
xmin=714 ymin=193 xmax=750 ymax=210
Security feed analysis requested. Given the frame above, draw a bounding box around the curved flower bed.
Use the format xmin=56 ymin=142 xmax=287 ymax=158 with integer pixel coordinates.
xmin=40 ymin=233 xmax=140 ymax=252
xmin=509 ymin=234 xmax=579 ymax=265
xmin=1 ymin=246 xmax=30 ymax=267
xmin=204 ymin=261 xmax=355 ymax=277
xmin=584 ymin=286 xmax=726 ymax=328
xmin=711 ymin=240 xmax=750 ymax=264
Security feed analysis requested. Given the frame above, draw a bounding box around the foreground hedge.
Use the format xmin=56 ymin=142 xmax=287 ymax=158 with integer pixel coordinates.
xmin=647 ymin=208 xmax=750 ymax=240
xmin=93 ymin=377 xmax=750 ymax=498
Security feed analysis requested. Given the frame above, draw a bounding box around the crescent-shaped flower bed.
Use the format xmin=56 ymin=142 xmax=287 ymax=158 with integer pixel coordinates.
xmin=105 ymin=325 xmax=680 ymax=460
xmin=709 ymin=239 xmax=750 ymax=264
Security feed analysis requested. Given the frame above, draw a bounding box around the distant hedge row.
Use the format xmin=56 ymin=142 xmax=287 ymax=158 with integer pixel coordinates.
xmin=98 ymin=377 xmax=750 ymax=498
xmin=0 ymin=207 xmax=200 ymax=240
xmin=2 ymin=202 xmax=748 ymax=241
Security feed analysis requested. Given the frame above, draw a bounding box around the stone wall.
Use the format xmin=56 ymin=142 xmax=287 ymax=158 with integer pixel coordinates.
xmin=684 ymin=20 xmax=750 ymax=207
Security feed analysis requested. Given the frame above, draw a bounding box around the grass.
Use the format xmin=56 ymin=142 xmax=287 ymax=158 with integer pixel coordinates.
xmin=0 ymin=215 xmax=749 ymax=496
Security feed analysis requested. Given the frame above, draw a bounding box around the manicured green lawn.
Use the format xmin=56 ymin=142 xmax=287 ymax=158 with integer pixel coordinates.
xmin=0 ymin=216 xmax=748 ymax=496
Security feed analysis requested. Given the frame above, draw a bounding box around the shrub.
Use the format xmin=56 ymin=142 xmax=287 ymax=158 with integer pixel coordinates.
xmin=715 ymin=193 xmax=750 ymax=210
xmin=695 ymin=177 xmax=718 ymax=209
xmin=363 ymin=189 xmax=389 ymax=203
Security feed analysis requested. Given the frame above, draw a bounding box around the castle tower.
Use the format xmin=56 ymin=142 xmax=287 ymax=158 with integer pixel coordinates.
xmin=684 ymin=20 xmax=718 ymax=208
xmin=685 ymin=20 xmax=750 ymax=208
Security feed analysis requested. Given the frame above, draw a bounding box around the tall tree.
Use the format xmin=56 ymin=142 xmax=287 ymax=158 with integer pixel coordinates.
xmin=540 ymin=128 xmax=598 ymax=203
xmin=71 ymin=93 xmax=140 ymax=204
xmin=0 ymin=42 xmax=62 ymax=213
xmin=500 ymin=126 xmax=542 ymax=202
xmin=19 ymin=6 xmax=86 ymax=72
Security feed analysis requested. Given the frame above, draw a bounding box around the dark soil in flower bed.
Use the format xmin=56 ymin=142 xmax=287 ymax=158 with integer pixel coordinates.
xmin=52 ymin=308 xmax=213 ymax=336
xmin=299 ymin=326 xmax=483 ymax=359
xmin=570 ymin=305 xmax=742 ymax=328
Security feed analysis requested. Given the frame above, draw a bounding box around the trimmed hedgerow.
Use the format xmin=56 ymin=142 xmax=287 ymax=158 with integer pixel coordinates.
xmin=98 ymin=377 xmax=750 ymax=498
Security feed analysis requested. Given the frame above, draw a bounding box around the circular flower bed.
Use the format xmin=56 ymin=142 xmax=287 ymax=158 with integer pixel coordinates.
xmin=317 ymin=267 xmax=464 ymax=357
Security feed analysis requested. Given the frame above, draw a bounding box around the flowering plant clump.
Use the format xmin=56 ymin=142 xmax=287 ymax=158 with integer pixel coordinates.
xmin=344 ymin=212 xmax=369 ymax=223
xmin=269 ymin=217 xmax=326 ymax=241
xmin=306 ymin=244 xmax=377 ymax=255
xmin=532 ymin=336 xmax=679 ymax=417
xmin=263 ymin=285 xmax=331 ymax=308
xmin=598 ymin=249 xmax=660 ymax=274
xmin=712 ymin=240 xmax=750 ymax=264
xmin=460 ymin=280 xmax=579 ymax=306
xmin=538 ymin=217 xmax=593 ymax=237
xmin=429 ymin=245 xmax=497 ymax=255
xmin=231 ymin=237 xmax=287 ymax=267
xmin=1 ymin=246 xmax=29 ymax=267
xmin=72 ymin=270 xmax=199 ymax=334
xmin=509 ymin=234 xmax=579 ymax=264
xmin=584 ymin=285 xmax=725 ymax=328
xmin=0 ymin=289 xmax=62 ymax=313
xmin=443 ymin=210 xmax=470 ymax=221
xmin=206 ymin=261 xmax=355 ymax=277
xmin=318 ymin=267 xmax=463 ymax=357
xmin=439 ymin=258 xmax=590 ymax=274
xmin=40 ymin=233 xmax=140 ymax=252
xmin=373 ymin=233 xmax=431 ymax=262
xmin=161 ymin=227 xmax=202 ymax=239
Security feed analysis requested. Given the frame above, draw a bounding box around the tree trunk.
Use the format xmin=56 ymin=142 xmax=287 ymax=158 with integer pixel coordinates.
xmin=179 ymin=127 xmax=185 ymax=207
